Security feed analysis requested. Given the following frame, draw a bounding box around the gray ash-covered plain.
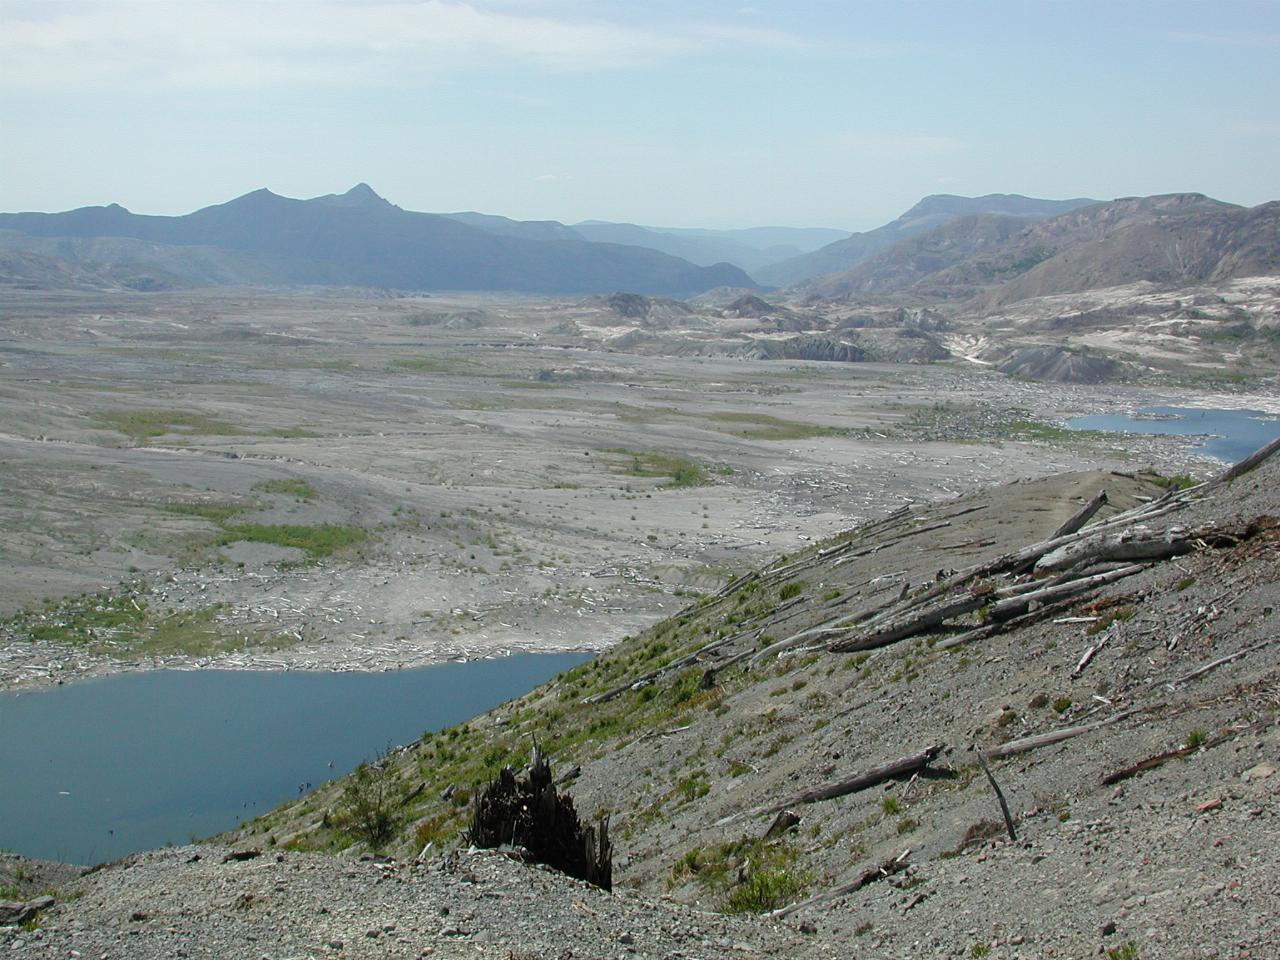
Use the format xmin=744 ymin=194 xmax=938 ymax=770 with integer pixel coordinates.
xmin=0 ymin=288 xmax=1258 ymax=689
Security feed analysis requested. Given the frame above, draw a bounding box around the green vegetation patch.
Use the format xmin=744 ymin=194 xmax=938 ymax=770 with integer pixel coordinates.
xmin=253 ymin=478 xmax=318 ymax=500
xmin=6 ymin=590 xmax=289 ymax=659
xmin=706 ymin=412 xmax=849 ymax=441
xmin=99 ymin=409 xmax=244 ymax=442
xmin=216 ymin=522 xmax=366 ymax=559
xmin=389 ymin=356 xmax=481 ymax=375
xmin=606 ymin=448 xmax=708 ymax=488
xmin=671 ymin=836 xmax=812 ymax=913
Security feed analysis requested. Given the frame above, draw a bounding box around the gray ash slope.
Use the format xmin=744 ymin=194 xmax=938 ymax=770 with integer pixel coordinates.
xmin=8 ymin=453 xmax=1279 ymax=959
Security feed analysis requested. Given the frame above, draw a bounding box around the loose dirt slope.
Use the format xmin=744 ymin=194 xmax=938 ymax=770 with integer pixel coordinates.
xmin=9 ymin=447 xmax=1277 ymax=959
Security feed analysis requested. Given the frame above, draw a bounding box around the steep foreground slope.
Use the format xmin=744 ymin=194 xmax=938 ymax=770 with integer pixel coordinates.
xmin=7 ymin=450 xmax=1279 ymax=959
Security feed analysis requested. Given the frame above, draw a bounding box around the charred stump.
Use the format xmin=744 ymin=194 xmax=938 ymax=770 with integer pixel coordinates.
xmin=467 ymin=746 xmax=612 ymax=891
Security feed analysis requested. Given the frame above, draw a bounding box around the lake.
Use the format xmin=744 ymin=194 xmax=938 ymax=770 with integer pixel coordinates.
xmin=1066 ymin=406 xmax=1280 ymax=463
xmin=0 ymin=652 xmax=589 ymax=865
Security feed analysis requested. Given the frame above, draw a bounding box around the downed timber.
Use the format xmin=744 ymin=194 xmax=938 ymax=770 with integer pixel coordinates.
xmin=947 ymin=495 xmax=1189 ymax=585
xmin=829 ymin=564 xmax=1145 ymax=654
xmin=1034 ymin=526 xmax=1193 ymax=572
xmin=1165 ymin=638 xmax=1274 ymax=689
xmin=724 ymin=744 xmax=944 ymax=824
xmin=828 ymin=594 xmax=987 ymax=652
xmin=985 ymin=564 xmax=1148 ymax=621
xmin=1100 ymin=745 xmax=1191 ymax=785
xmin=584 ymin=632 xmax=742 ymax=704
xmin=1051 ymin=489 xmax=1109 ymax=540
xmin=1211 ymin=433 xmax=1280 ymax=486
xmin=934 ymin=597 xmax=1077 ymax=651
xmin=747 ymin=587 xmax=906 ymax=669
xmin=984 ymin=710 xmax=1136 ymax=760
xmin=770 ymin=850 xmax=910 ymax=919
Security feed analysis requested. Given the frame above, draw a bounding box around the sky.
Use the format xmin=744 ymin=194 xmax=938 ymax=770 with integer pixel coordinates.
xmin=2 ymin=0 xmax=1278 ymax=230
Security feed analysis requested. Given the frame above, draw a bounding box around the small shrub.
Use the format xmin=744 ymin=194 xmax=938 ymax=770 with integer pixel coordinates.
xmin=1052 ymin=697 xmax=1072 ymax=714
xmin=1106 ymin=943 xmax=1139 ymax=960
xmin=881 ymin=796 xmax=901 ymax=815
xmin=1186 ymin=728 xmax=1208 ymax=750
xmin=724 ymin=866 xmax=810 ymax=914
xmin=778 ymin=582 xmax=805 ymax=601
xmin=335 ymin=753 xmax=398 ymax=847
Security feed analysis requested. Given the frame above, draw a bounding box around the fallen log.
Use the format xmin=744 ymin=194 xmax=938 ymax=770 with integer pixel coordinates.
xmin=1034 ymin=526 xmax=1193 ymax=572
xmin=723 ymin=744 xmax=944 ymax=824
xmin=934 ymin=597 xmax=1077 ymax=651
xmin=1051 ymin=490 xmax=1109 ymax=540
xmin=769 ymin=850 xmax=910 ymax=919
xmin=986 ymin=564 xmax=1148 ymax=621
xmin=984 ymin=710 xmax=1136 ymax=760
xmin=1100 ymin=745 xmax=1191 ymax=785
xmin=1165 ymin=638 xmax=1274 ymax=689
xmin=1211 ymin=433 xmax=1280 ymax=486
xmin=584 ymin=632 xmax=741 ymax=704
xmin=828 ymin=594 xmax=987 ymax=652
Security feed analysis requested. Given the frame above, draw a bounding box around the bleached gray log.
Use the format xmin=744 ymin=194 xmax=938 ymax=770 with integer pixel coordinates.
xmin=1211 ymin=433 xmax=1280 ymax=485
xmin=1050 ymin=489 xmax=1109 ymax=539
xmin=1034 ymin=526 xmax=1193 ymax=572
xmin=984 ymin=710 xmax=1136 ymax=760
xmin=986 ymin=563 xmax=1148 ymax=621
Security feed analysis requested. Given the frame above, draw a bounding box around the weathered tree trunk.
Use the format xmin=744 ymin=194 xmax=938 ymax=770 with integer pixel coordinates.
xmin=468 ymin=747 xmax=611 ymax=891
xmin=1034 ymin=526 xmax=1192 ymax=572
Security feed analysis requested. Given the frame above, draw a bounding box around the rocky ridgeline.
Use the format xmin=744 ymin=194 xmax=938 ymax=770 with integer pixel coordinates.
xmin=5 ymin=441 xmax=1279 ymax=959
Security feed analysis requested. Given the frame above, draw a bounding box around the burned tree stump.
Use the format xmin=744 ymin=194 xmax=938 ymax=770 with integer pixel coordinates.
xmin=467 ymin=746 xmax=612 ymax=891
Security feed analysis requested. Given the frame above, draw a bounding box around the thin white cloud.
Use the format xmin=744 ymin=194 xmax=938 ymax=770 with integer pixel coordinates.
xmin=0 ymin=0 xmax=804 ymax=90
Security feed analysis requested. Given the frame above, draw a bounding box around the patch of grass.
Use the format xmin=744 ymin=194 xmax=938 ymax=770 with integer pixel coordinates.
xmin=389 ymin=356 xmax=479 ymax=375
xmin=705 ymin=412 xmax=849 ymax=441
xmin=99 ymin=409 xmax=244 ymax=442
xmin=163 ymin=502 xmax=245 ymax=523
xmin=215 ymin=522 xmax=366 ymax=559
xmin=997 ymin=418 xmax=1077 ymax=442
xmin=1185 ymin=728 xmax=1208 ymax=750
xmin=6 ymin=591 xmax=288 ymax=659
xmin=1106 ymin=943 xmax=1138 ymax=960
xmin=253 ymin=478 xmax=317 ymax=500
xmin=266 ymin=426 xmax=321 ymax=438
xmin=778 ymin=582 xmax=805 ymax=601
xmin=1148 ymin=471 xmax=1197 ymax=491
xmin=606 ymin=448 xmax=708 ymax=488
xmin=1052 ymin=697 xmax=1073 ymax=714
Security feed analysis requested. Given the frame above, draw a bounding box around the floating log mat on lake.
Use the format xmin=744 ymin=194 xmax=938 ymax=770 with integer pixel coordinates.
xmin=468 ymin=745 xmax=612 ymax=891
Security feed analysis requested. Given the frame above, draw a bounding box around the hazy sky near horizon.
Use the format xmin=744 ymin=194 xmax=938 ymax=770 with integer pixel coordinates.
xmin=2 ymin=0 xmax=1278 ymax=230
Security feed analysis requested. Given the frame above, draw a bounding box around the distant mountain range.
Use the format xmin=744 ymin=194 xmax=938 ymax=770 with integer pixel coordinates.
xmin=755 ymin=194 xmax=1099 ymax=287
xmin=0 ymin=185 xmax=756 ymax=297
xmin=796 ymin=193 xmax=1280 ymax=306
xmin=4 ymin=186 xmax=1273 ymax=302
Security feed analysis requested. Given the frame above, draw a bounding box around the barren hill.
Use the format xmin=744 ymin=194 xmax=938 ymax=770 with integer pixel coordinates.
xmin=801 ymin=193 xmax=1280 ymax=306
xmin=757 ymin=194 xmax=1097 ymax=288
xmin=0 ymin=186 xmax=755 ymax=298
xmin=10 ymin=440 xmax=1278 ymax=958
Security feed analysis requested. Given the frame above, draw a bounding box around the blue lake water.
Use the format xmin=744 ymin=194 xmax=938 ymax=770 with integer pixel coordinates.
xmin=0 ymin=652 xmax=588 ymax=865
xmin=1066 ymin=406 xmax=1280 ymax=463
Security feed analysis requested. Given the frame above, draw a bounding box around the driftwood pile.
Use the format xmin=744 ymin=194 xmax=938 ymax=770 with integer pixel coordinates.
xmin=468 ymin=745 xmax=612 ymax=891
